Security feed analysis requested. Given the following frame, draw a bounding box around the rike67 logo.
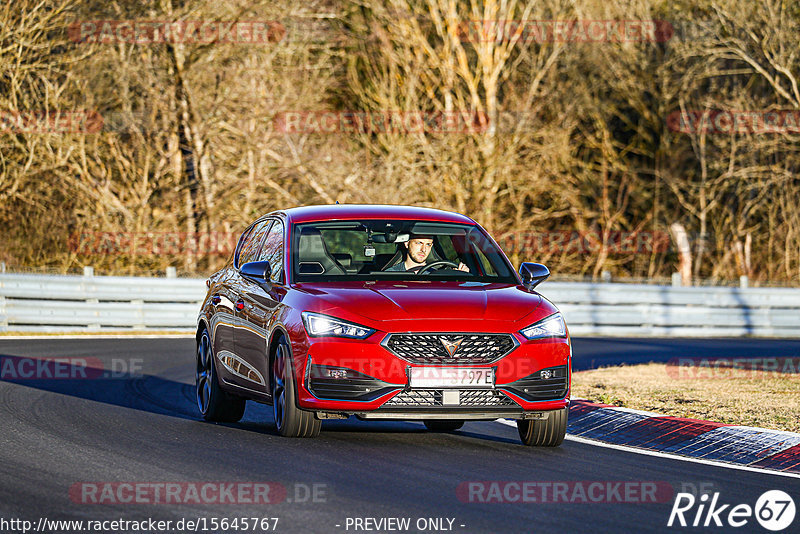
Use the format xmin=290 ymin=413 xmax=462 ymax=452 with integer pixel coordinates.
xmin=668 ymin=490 xmax=795 ymax=531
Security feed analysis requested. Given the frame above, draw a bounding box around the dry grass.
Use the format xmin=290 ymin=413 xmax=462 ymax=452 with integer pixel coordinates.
xmin=572 ymin=363 xmax=800 ymax=433
xmin=3 ymin=1 xmax=800 ymax=282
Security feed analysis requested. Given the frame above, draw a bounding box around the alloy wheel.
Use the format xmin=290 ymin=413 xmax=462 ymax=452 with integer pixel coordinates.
xmin=196 ymin=332 xmax=212 ymax=414
xmin=272 ymin=343 xmax=287 ymax=430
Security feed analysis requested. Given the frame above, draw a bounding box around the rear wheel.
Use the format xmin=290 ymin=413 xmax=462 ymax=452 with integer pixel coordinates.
xmin=196 ymin=329 xmax=246 ymax=422
xmin=272 ymin=338 xmax=320 ymax=438
xmin=423 ymin=420 xmax=464 ymax=432
xmin=517 ymin=407 xmax=567 ymax=446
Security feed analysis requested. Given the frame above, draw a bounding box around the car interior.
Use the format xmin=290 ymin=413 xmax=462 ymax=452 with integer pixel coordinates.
xmin=295 ymin=222 xmax=478 ymax=276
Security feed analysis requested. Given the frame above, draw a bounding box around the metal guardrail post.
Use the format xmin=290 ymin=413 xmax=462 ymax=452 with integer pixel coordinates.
xmin=671 ymin=272 xmax=682 ymax=287
xmin=131 ymin=299 xmax=145 ymax=329
xmin=166 ymin=266 xmax=177 ymax=278
xmin=740 ymin=275 xmax=749 ymax=288
xmin=83 ymin=266 xmax=99 ymax=329
xmin=0 ymin=295 xmax=7 ymax=331
xmin=0 ymin=267 xmax=4 ymax=331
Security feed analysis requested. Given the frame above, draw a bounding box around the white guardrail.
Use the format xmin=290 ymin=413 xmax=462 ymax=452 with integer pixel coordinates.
xmin=0 ymin=273 xmax=205 ymax=332
xmin=0 ymin=273 xmax=799 ymax=337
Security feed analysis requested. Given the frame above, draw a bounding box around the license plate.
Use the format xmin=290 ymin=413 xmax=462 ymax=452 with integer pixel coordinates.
xmin=409 ymin=367 xmax=494 ymax=389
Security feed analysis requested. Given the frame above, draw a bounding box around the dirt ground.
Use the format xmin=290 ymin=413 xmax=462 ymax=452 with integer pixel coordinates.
xmin=572 ymin=360 xmax=800 ymax=432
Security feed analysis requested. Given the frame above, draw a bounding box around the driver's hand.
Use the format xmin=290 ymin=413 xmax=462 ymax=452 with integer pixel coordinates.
xmin=457 ymin=262 xmax=470 ymax=272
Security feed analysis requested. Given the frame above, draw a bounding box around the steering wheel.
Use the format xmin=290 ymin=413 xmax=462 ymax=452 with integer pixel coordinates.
xmin=418 ymin=260 xmax=460 ymax=274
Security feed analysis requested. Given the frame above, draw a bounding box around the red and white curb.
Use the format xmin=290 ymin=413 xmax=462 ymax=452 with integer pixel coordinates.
xmin=499 ymin=400 xmax=800 ymax=476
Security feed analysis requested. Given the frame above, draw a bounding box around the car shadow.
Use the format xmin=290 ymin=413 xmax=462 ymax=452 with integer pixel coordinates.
xmin=0 ymin=353 xmax=521 ymax=445
xmin=0 ymin=353 xmax=198 ymax=419
xmin=233 ymin=402 xmax=520 ymax=444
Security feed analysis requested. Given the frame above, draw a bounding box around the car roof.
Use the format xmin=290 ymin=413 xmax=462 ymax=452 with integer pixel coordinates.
xmin=273 ymin=204 xmax=477 ymax=225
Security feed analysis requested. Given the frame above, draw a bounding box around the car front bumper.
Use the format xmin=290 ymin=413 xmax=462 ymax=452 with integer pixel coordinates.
xmin=294 ymin=332 xmax=571 ymax=418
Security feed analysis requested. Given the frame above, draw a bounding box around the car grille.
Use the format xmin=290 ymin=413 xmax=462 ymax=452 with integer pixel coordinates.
xmin=502 ymin=365 xmax=569 ymax=401
xmin=383 ymin=333 xmax=517 ymax=364
xmin=383 ymin=389 xmax=517 ymax=407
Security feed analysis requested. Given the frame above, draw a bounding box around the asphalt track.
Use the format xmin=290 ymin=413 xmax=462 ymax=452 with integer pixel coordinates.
xmin=570 ymin=337 xmax=800 ymax=371
xmin=0 ymin=338 xmax=798 ymax=534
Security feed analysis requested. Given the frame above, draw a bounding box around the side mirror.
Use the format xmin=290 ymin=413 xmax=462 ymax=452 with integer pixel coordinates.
xmin=240 ymin=260 xmax=271 ymax=281
xmin=519 ymin=262 xmax=550 ymax=290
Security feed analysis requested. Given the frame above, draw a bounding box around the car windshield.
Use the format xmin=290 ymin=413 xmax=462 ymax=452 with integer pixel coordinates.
xmin=291 ymin=220 xmax=517 ymax=283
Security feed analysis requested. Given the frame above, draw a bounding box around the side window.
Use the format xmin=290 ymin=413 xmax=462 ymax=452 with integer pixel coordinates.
xmin=468 ymin=230 xmax=507 ymax=276
xmin=258 ymin=219 xmax=284 ymax=283
xmin=237 ymin=220 xmax=272 ymax=266
xmin=437 ymin=235 xmax=459 ymax=262
xmin=473 ymin=245 xmax=498 ymax=276
xmin=453 ymin=231 xmax=502 ymax=276
xmin=234 ymin=224 xmax=256 ymax=267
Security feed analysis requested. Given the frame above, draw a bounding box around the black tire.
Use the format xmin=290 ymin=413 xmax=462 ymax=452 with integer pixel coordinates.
xmin=272 ymin=337 xmax=321 ymax=438
xmin=423 ymin=420 xmax=464 ymax=432
xmin=196 ymin=329 xmax=246 ymax=422
xmin=517 ymin=407 xmax=567 ymax=446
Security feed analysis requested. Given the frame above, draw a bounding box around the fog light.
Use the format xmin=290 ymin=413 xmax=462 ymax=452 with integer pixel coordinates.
xmin=326 ymin=369 xmax=348 ymax=379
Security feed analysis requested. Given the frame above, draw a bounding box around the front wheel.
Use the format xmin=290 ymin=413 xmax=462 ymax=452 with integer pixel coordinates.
xmin=423 ymin=420 xmax=464 ymax=432
xmin=272 ymin=338 xmax=320 ymax=438
xmin=517 ymin=407 xmax=567 ymax=446
xmin=196 ymin=330 xmax=246 ymax=422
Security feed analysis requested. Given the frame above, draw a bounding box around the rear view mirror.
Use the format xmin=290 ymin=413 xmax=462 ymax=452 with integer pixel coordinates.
xmin=371 ymin=233 xmax=409 ymax=243
xmin=519 ymin=262 xmax=550 ymax=290
xmin=240 ymin=261 xmax=271 ymax=281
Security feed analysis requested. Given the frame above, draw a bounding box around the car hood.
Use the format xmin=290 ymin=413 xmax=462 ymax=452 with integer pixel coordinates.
xmin=293 ymin=281 xmax=544 ymax=326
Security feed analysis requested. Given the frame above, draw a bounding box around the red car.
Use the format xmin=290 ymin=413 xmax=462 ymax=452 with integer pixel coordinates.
xmin=196 ymin=205 xmax=571 ymax=446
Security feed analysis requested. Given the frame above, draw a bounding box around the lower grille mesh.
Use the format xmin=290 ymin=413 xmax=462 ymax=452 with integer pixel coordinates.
xmin=384 ymin=389 xmax=517 ymax=407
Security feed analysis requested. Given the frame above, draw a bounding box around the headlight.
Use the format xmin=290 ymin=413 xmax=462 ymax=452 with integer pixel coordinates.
xmin=520 ymin=312 xmax=566 ymax=339
xmin=301 ymin=312 xmax=375 ymax=339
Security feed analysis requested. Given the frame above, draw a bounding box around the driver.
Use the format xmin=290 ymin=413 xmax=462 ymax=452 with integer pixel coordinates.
xmin=385 ymin=235 xmax=469 ymax=272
